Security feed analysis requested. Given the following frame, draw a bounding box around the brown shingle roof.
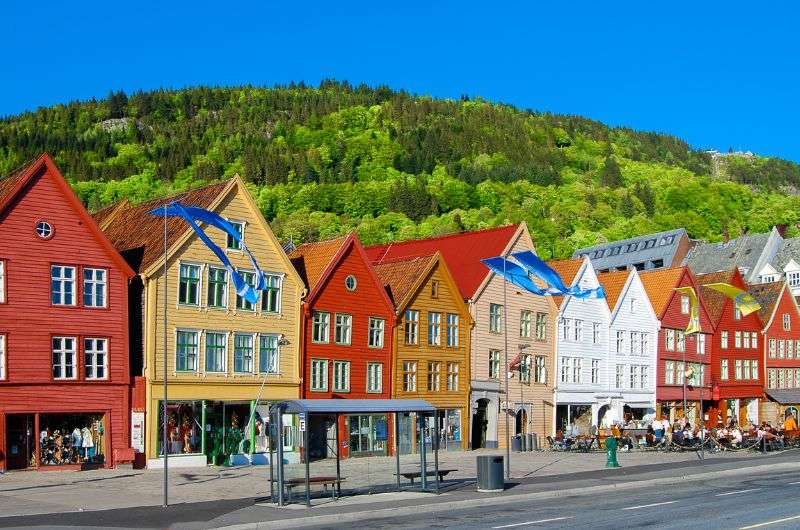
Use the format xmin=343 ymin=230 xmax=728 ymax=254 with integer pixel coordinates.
xmin=0 ymin=156 xmax=39 ymax=212
xmin=640 ymin=267 xmax=686 ymax=316
xmin=94 ymin=179 xmax=232 ymax=273
xmin=696 ymin=270 xmax=736 ymax=324
xmin=372 ymin=254 xmax=436 ymax=308
xmin=597 ymin=270 xmax=631 ymax=312
xmin=288 ymin=236 xmax=348 ymax=291
xmin=747 ymin=281 xmax=785 ymax=325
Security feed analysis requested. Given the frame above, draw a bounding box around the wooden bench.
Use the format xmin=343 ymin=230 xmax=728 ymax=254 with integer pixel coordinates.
xmin=395 ymin=469 xmax=456 ymax=485
xmin=274 ymin=476 xmax=347 ymax=502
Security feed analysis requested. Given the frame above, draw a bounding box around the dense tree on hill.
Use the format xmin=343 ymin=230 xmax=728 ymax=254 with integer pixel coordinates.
xmin=0 ymin=81 xmax=799 ymax=257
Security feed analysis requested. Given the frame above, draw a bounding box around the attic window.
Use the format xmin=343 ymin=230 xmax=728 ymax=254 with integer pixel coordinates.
xmin=35 ymin=220 xmax=54 ymax=240
xmin=345 ymin=275 xmax=357 ymax=292
xmin=431 ymin=280 xmax=440 ymax=299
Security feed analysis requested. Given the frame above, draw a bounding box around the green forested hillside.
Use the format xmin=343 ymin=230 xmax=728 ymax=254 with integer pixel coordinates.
xmin=2 ymin=81 xmax=800 ymax=258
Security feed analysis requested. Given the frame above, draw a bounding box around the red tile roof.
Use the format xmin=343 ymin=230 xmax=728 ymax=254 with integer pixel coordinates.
xmin=372 ymin=254 xmax=436 ymax=308
xmin=639 ymin=267 xmax=686 ymax=316
xmin=364 ymin=224 xmax=520 ymax=299
xmin=597 ymin=270 xmax=631 ymax=311
xmin=94 ymin=179 xmax=233 ymax=273
xmin=288 ymin=236 xmax=348 ymax=291
xmin=696 ymin=270 xmax=736 ymax=324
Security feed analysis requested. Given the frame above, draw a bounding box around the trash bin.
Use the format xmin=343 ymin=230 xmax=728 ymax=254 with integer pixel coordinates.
xmin=511 ymin=435 xmax=522 ymax=452
xmin=527 ymin=433 xmax=537 ymax=451
xmin=476 ymin=455 xmax=505 ymax=492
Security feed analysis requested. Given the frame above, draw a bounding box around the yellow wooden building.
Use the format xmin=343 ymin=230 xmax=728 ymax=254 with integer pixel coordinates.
xmin=372 ymin=252 xmax=472 ymax=452
xmin=96 ymin=177 xmax=304 ymax=467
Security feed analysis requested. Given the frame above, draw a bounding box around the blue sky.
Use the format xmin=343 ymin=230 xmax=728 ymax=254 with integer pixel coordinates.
xmin=5 ymin=1 xmax=800 ymax=161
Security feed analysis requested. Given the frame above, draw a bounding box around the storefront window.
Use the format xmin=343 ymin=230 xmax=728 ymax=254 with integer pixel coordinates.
xmin=158 ymin=401 xmax=202 ymax=456
xmin=39 ymin=413 xmax=105 ymax=466
xmin=348 ymin=414 xmax=388 ymax=456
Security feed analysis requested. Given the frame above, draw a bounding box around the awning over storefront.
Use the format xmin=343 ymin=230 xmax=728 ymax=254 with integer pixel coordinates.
xmin=765 ymin=390 xmax=800 ymax=405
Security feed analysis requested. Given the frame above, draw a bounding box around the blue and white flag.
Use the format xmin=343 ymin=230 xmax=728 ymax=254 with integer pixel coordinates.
xmin=481 ymin=257 xmax=558 ymax=296
xmin=512 ymin=251 xmax=605 ymax=299
xmin=148 ymin=201 xmax=264 ymax=304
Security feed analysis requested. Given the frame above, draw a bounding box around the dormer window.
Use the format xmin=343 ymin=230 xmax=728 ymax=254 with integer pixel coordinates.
xmin=36 ymin=220 xmax=53 ymax=240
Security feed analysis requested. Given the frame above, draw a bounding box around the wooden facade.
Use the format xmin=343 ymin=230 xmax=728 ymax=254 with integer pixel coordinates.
xmin=0 ymin=155 xmax=135 ymax=471
xmin=97 ymin=177 xmax=303 ymax=466
xmin=373 ymin=253 xmax=472 ymax=452
xmin=289 ymin=234 xmax=396 ymax=458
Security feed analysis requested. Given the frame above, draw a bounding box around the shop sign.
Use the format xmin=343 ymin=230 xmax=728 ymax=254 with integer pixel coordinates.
xmin=375 ymin=418 xmax=388 ymax=441
xmin=299 ymin=413 xmax=306 ymax=432
xmin=131 ymin=412 xmax=145 ymax=453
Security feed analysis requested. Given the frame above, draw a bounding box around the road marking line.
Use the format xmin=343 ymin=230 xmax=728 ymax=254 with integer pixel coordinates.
xmin=787 ymin=481 xmax=800 ymax=485
xmin=622 ymin=501 xmax=677 ymax=510
xmin=492 ymin=517 xmax=574 ymax=528
xmin=716 ymin=488 xmax=761 ymax=496
xmin=740 ymin=514 xmax=800 ymax=529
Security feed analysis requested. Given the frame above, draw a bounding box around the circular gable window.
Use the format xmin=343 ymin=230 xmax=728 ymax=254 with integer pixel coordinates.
xmin=345 ymin=275 xmax=357 ymax=291
xmin=35 ymin=220 xmax=54 ymax=240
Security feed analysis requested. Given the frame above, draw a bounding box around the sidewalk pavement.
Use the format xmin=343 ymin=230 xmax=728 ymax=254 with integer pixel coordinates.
xmin=0 ymin=447 xmax=772 ymax=519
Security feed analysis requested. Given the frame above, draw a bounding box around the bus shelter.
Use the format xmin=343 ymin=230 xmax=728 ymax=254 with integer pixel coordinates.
xmin=269 ymin=399 xmax=439 ymax=506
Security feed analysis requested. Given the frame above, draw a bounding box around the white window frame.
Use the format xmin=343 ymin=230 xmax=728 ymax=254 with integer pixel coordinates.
xmin=734 ymin=331 xmax=742 ymax=349
xmin=204 ymin=331 xmax=228 ymax=373
xmin=367 ymin=362 xmax=383 ymax=393
xmin=630 ymin=331 xmax=640 ymax=356
xmin=0 ymin=334 xmax=6 ymax=380
xmin=52 ymin=336 xmax=77 ymax=380
xmin=428 ymin=361 xmax=441 ymax=391
xmin=311 ymin=359 xmax=329 ymax=391
xmin=743 ymin=331 xmax=751 ymax=349
xmin=334 ymin=313 xmax=353 ymax=345
xmin=233 ymin=332 xmax=255 ymax=373
xmin=177 ymin=262 xmax=202 ymax=307
xmin=769 ymin=338 xmax=777 ymax=358
xmin=405 ymin=310 xmax=419 ymax=345
xmin=680 ymin=295 xmax=690 ymax=315
xmin=593 ymin=322 xmax=601 ymax=344
xmin=735 ymin=359 xmax=743 ymax=380
xmin=489 ymin=303 xmax=503 ymax=333
xmin=428 ymin=312 xmax=442 ymax=346
xmin=206 ymin=266 xmax=228 ymax=309
xmin=226 ymin=220 xmax=245 ymax=251
xmin=574 ymin=319 xmax=583 ymax=342
xmin=446 ymin=313 xmax=459 ymax=347
xmin=82 ymin=267 xmax=108 ymax=308
xmin=403 ymin=361 xmax=417 ymax=392
xmin=665 ymin=329 xmax=675 ymax=351
xmin=591 ymin=359 xmax=599 ymax=384
xmin=259 ymin=333 xmax=280 ymax=374
xmin=520 ymin=310 xmax=532 ymax=339
xmin=447 ymin=362 xmax=459 ymax=391
xmin=721 ymin=359 xmax=729 ymax=380
xmin=333 ymin=360 xmax=351 ymax=392
xmin=721 ymin=330 xmax=729 ymax=349
xmin=368 ymin=317 xmax=385 ymax=348
xmin=789 ymin=271 xmax=800 ymax=288
xmin=176 ymin=329 xmax=199 ymax=372
xmin=751 ymin=332 xmax=758 ymax=350
xmin=261 ymin=273 xmax=283 ymax=313
xmin=0 ymin=260 xmax=5 ymax=304
xmin=51 ymin=265 xmax=76 ymax=306
xmin=697 ymin=333 xmax=706 ymax=355
xmin=489 ymin=350 xmax=501 ymax=380
xmin=784 ymin=314 xmax=792 ymax=332
xmin=84 ymin=337 xmax=108 ymax=380
xmin=535 ymin=355 xmax=546 ymax=383
xmin=676 ymin=330 xmax=686 ymax=352
xmin=616 ymin=331 xmax=625 ymax=354
xmin=665 ymin=360 xmax=675 ymax=385
xmin=235 ymin=270 xmax=257 ymax=311
xmin=312 ymin=311 xmax=331 ymax=343
xmin=616 ymin=364 xmax=625 ymax=388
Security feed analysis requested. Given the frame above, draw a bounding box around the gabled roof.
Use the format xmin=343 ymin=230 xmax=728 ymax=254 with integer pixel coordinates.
xmin=771 ymin=237 xmax=800 ymax=273
xmin=596 ymin=269 xmax=632 ymax=312
xmin=288 ymin=236 xmax=348 ymax=292
xmin=364 ymin=224 xmax=521 ymax=300
xmin=685 ymin=228 xmax=780 ymax=279
xmin=372 ymin=254 xmax=436 ymax=308
xmin=547 ymin=257 xmax=586 ymax=309
xmin=0 ymin=153 xmax=134 ymax=278
xmin=696 ymin=269 xmax=738 ymax=324
xmin=288 ymin=232 xmax=396 ymax=313
xmin=748 ymin=281 xmax=786 ymax=326
xmin=639 ymin=267 xmax=686 ymax=316
xmin=94 ymin=179 xmax=233 ymax=273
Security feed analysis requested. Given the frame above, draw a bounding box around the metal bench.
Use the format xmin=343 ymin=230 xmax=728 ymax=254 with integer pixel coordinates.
xmin=395 ymin=469 xmax=456 ymax=485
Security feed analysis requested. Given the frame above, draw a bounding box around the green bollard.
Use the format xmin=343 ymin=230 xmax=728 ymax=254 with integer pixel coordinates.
xmin=605 ymin=436 xmax=621 ymax=468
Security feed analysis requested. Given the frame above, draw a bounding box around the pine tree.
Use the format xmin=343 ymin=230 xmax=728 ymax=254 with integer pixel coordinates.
xmin=600 ymin=156 xmax=623 ymax=188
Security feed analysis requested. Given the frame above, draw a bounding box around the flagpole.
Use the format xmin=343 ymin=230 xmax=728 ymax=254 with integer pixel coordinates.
xmin=163 ymin=204 xmax=169 ymax=507
xmin=503 ymin=256 xmax=511 ymax=480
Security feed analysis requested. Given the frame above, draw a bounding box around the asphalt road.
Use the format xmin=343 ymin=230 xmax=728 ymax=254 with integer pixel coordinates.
xmin=318 ymin=466 xmax=800 ymax=530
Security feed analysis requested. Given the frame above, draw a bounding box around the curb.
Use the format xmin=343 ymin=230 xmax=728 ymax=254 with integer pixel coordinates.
xmin=219 ymin=460 xmax=800 ymax=529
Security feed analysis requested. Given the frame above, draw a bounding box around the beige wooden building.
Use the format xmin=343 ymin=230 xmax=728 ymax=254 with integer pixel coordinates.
xmin=96 ymin=177 xmax=304 ymax=467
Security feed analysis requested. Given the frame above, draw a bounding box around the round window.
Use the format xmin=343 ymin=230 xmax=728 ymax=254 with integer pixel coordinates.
xmin=345 ymin=275 xmax=357 ymax=291
xmin=35 ymin=220 xmax=54 ymax=239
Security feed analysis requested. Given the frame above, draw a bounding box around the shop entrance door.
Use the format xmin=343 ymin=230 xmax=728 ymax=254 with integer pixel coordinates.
xmin=348 ymin=415 xmax=387 ymax=456
xmin=471 ymin=400 xmax=488 ymax=449
xmin=6 ymin=414 xmax=34 ymax=470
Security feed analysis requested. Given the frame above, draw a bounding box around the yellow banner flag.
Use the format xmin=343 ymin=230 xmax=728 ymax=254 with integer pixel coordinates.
xmin=674 ymin=286 xmax=701 ymax=335
xmin=702 ymin=283 xmax=761 ymax=317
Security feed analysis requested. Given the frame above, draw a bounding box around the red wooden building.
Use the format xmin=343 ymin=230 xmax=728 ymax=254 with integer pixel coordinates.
xmin=0 ymin=155 xmax=135 ymax=471
xmin=749 ymin=281 xmax=800 ymax=424
xmin=640 ymin=267 xmax=715 ymax=426
xmin=288 ymin=233 xmax=396 ymax=458
xmin=698 ymin=269 xmax=764 ymax=427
